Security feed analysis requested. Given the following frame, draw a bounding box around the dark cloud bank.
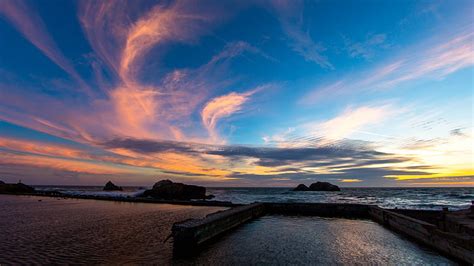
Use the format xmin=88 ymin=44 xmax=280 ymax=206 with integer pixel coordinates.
xmin=101 ymin=138 xmax=432 ymax=184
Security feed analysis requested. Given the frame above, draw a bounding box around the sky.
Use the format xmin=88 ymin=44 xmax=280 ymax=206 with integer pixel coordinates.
xmin=0 ymin=0 xmax=473 ymax=187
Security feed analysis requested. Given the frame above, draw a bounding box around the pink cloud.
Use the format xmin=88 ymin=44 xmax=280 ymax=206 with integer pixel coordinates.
xmin=0 ymin=1 xmax=272 ymax=150
xmin=201 ymin=90 xmax=256 ymax=142
xmin=77 ymin=0 xmax=243 ymax=142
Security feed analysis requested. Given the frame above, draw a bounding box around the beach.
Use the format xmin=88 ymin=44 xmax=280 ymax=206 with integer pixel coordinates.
xmin=0 ymin=195 xmax=225 ymax=264
xmin=0 ymin=194 xmax=455 ymax=265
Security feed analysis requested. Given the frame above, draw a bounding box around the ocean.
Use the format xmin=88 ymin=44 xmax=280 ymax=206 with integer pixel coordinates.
xmin=34 ymin=186 xmax=473 ymax=210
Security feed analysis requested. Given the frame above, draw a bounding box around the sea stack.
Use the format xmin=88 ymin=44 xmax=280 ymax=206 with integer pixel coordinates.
xmin=103 ymin=181 xmax=123 ymax=191
xmin=142 ymin=179 xmax=209 ymax=200
xmin=309 ymin=181 xmax=340 ymax=191
xmin=293 ymin=181 xmax=340 ymax=192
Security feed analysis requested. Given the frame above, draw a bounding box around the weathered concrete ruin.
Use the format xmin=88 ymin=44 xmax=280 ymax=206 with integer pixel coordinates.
xmin=172 ymin=202 xmax=474 ymax=264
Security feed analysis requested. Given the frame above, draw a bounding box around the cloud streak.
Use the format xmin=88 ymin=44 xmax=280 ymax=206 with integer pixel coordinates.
xmin=202 ymin=90 xmax=256 ymax=142
xmin=270 ymin=0 xmax=332 ymax=69
xmin=308 ymin=105 xmax=393 ymax=142
xmin=343 ymin=33 xmax=388 ymax=60
xmin=0 ymin=0 xmax=92 ymax=95
xmin=301 ymin=29 xmax=474 ymax=104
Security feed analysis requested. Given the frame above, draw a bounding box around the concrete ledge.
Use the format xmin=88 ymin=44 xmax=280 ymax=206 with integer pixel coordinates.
xmin=172 ymin=203 xmax=266 ymax=255
xmin=390 ymin=208 xmax=442 ymax=224
xmin=171 ymin=202 xmax=372 ymax=256
xmin=266 ymin=202 xmax=371 ymax=218
xmin=369 ymin=206 xmax=473 ymax=264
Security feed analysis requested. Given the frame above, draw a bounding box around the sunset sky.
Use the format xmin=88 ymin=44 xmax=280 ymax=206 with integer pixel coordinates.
xmin=0 ymin=0 xmax=472 ymax=187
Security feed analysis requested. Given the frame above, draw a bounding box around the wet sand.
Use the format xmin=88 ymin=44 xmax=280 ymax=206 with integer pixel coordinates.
xmin=0 ymin=195 xmax=225 ymax=264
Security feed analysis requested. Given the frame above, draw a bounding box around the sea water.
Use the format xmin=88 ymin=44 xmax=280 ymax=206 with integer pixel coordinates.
xmin=35 ymin=186 xmax=474 ymax=210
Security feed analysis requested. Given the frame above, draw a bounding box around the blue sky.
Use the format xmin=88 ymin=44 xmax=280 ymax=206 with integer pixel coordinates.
xmin=0 ymin=0 xmax=472 ymax=186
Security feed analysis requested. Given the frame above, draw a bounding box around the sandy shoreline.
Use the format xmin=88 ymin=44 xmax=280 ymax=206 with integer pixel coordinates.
xmin=0 ymin=194 xmax=225 ymax=264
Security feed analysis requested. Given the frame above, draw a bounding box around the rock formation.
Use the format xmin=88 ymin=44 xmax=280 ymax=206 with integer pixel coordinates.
xmin=142 ymin=180 xmax=209 ymax=200
xmin=103 ymin=181 xmax=123 ymax=191
xmin=153 ymin=179 xmax=173 ymax=189
xmin=293 ymin=181 xmax=340 ymax=192
xmin=0 ymin=182 xmax=36 ymax=194
xmin=309 ymin=181 xmax=340 ymax=191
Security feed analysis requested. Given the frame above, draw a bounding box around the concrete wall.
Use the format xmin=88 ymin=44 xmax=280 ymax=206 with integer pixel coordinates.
xmin=390 ymin=209 xmax=442 ymax=224
xmin=369 ymin=206 xmax=473 ymax=264
xmin=172 ymin=202 xmax=371 ymax=255
xmin=266 ymin=202 xmax=371 ymax=219
xmin=172 ymin=203 xmax=266 ymax=255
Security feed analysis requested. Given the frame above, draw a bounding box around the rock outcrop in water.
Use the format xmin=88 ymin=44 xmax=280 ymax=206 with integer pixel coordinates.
xmin=142 ymin=179 xmax=211 ymax=200
xmin=309 ymin=182 xmax=340 ymax=191
xmin=103 ymin=181 xmax=123 ymax=191
xmin=293 ymin=181 xmax=340 ymax=192
xmin=0 ymin=181 xmax=35 ymax=194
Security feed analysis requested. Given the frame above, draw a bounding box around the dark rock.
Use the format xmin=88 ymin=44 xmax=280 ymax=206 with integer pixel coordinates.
xmin=293 ymin=184 xmax=310 ymax=191
xmin=103 ymin=181 xmax=123 ymax=191
xmin=0 ymin=180 xmax=5 ymax=185
xmin=309 ymin=181 xmax=340 ymax=191
xmin=0 ymin=182 xmax=36 ymax=194
xmin=205 ymin=194 xmax=215 ymax=200
xmin=152 ymin=179 xmax=173 ymax=189
xmin=143 ymin=180 xmax=207 ymax=200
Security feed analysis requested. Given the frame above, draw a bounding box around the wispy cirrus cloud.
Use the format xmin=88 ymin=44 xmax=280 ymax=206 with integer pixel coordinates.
xmin=269 ymin=0 xmax=332 ymax=69
xmin=308 ymin=105 xmax=393 ymax=143
xmin=78 ymin=1 xmax=274 ymax=145
xmin=343 ymin=33 xmax=389 ymax=60
xmin=300 ymin=29 xmax=474 ymax=104
xmin=208 ymin=41 xmax=277 ymax=64
xmin=202 ymin=90 xmax=256 ymax=142
xmin=0 ymin=0 xmax=269 ymax=147
xmin=79 ymin=0 xmax=221 ymax=141
xmin=264 ymin=105 xmax=394 ymax=148
xmin=119 ymin=1 xmax=216 ymax=84
xmin=0 ymin=0 xmax=92 ymax=95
